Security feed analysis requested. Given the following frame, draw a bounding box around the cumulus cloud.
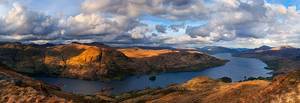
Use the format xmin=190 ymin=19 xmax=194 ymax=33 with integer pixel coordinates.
xmin=180 ymin=0 xmax=300 ymax=46
xmin=0 ymin=3 xmax=60 ymax=40
xmin=0 ymin=0 xmax=299 ymax=47
xmin=61 ymin=13 xmax=118 ymax=36
xmin=129 ymin=25 xmax=150 ymax=39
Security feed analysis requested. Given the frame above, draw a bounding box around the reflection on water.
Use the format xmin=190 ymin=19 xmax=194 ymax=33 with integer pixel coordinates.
xmin=35 ymin=53 xmax=273 ymax=95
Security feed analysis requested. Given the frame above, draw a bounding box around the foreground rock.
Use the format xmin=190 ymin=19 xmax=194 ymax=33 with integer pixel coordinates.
xmin=0 ymin=42 xmax=227 ymax=80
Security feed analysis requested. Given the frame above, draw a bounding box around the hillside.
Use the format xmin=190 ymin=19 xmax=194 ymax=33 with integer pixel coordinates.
xmin=0 ymin=63 xmax=111 ymax=103
xmin=235 ymin=45 xmax=300 ymax=73
xmin=0 ymin=42 xmax=227 ymax=80
xmin=116 ymin=70 xmax=300 ymax=103
xmin=118 ymin=48 xmax=227 ymax=73
xmin=1 ymin=58 xmax=299 ymax=103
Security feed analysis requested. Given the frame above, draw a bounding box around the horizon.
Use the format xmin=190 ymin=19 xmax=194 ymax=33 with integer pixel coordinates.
xmin=0 ymin=41 xmax=297 ymax=49
xmin=0 ymin=0 xmax=300 ymax=48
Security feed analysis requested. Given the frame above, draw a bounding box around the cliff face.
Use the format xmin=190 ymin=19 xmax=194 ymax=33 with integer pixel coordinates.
xmin=117 ymin=71 xmax=300 ymax=103
xmin=0 ymin=43 xmax=226 ymax=80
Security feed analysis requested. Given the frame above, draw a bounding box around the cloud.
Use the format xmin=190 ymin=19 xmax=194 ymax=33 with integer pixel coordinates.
xmin=129 ymin=25 xmax=150 ymax=39
xmin=182 ymin=0 xmax=300 ymax=45
xmin=0 ymin=0 xmax=299 ymax=48
xmin=155 ymin=25 xmax=167 ymax=33
xmin=61 ymin=13 xmax=118 ymax=36
xmin=0 ymin=3 xmax=60 ymax=40
xmin=169 ymin=23 xmax=185 ymax=32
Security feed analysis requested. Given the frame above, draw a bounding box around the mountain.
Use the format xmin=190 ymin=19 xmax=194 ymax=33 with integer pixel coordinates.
xmin=0 ymin=42 xmax=227 ymax=80
xmin=235 ymin=45 xmax=300 ymax=73
xmin=0 ymin=42 xmax=132 ymax=80
xmin=1 ymin=44 xmax=299 ymax=103
xmin=238 ymin=45 xmax=300 ymax=60
xmin=242 ymin=45 xmax=273 ymax=53
xmin=256 ymin=45 xmax=273 ymax=50
xmin=118 ymin=48 xmax=227 ymax=73
xmin=198 ymin=46 xmax=240 ymax=54
xmin=271 ymin=45 xmax=295 ymax=51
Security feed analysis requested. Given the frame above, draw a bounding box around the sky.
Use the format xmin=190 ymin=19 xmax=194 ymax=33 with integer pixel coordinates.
xmin=0 ymin=0 xmax=300 ymax=48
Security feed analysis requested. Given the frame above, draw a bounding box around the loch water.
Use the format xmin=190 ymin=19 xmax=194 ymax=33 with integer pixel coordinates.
xmin=35 ymin=53 xmax=273 ymax=95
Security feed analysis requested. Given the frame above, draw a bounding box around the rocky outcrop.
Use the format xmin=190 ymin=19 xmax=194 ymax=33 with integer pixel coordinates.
xmin=0 ymin=42 xmax=227 ymax=80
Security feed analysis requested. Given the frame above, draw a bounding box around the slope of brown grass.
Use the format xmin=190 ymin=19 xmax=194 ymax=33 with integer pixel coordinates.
xmin=119 ymin=71 xmax=300 ymax=103
xmin=118 ymin=48 xmax=178 ymax=58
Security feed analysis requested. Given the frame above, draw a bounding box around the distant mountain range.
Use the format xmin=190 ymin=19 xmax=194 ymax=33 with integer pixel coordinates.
xmin=235 ymin=45 xmax=300 ymax=73
xmin=241 ymin=45 xmax=299 ymax=58
xmin=198 ymin=46 xmax=250 ymax=54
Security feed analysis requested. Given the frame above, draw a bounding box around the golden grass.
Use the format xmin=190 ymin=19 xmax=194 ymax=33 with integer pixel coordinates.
xmin=68 ymin=47 xmax=101 ymax=65
xmin=118 ymin=48 xmax=178 ymax=58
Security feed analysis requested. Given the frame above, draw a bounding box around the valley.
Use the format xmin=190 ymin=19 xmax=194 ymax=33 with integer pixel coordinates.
xmin=1 ymin=43 xmax=299 ymax=103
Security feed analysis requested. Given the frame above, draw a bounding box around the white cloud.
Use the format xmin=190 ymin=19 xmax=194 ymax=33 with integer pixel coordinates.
xmin=0 ymin=0 xmax=300 ymax=48
xmin=0 ymin=3 xmax=60 ymax=39
xmin=61 ymin=13 xmax=118 ymax=35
